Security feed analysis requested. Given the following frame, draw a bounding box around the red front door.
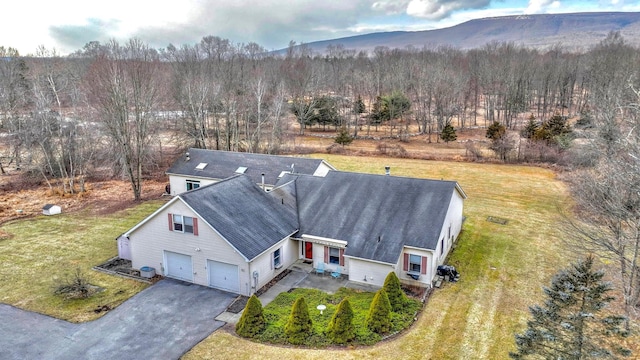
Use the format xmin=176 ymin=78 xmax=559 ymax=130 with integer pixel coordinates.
xmin=304 ymin=242 xmax=313 ymax=260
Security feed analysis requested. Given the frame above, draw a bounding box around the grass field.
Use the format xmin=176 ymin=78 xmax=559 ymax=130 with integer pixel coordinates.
xmin=0 ymin=201 xmax=163 ymax=322
xmin=183 ymin=155 xmax=574 ymax=359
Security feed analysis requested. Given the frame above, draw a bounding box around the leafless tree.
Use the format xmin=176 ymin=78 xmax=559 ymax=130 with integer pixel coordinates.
xmin=85 ymin=39 xmax=161 ymax=200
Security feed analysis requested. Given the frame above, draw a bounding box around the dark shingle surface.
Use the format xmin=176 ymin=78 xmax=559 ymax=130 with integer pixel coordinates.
xmin=180 ymin=175 xmax=298 ymax=260
xmin=291 ymin=171 xmax=457 ymax=264
xmin=166 ymin=148 xmax=326 ymax=186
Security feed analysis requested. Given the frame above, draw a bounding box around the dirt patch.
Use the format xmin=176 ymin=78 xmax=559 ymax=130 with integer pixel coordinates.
xmin=226 ymin=296 xmax=249 ymax=314
xmin=0 ymin=174 xmax=167 ymax=226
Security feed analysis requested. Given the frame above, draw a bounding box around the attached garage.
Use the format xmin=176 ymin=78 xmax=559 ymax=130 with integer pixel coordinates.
xmin=207 ymin=260 xmax=239 ymax=293
xmin=164 ymin=251 xmax=193 ymax=282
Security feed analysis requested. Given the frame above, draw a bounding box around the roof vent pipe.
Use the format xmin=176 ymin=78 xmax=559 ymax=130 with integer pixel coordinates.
xmin=385 ymin=166 xmax=390 ymax=176
xmin=291 ymin=163 xmax=295 ymax=174
xmin=261 ymin=173 xmax=265 ymax=191
xmin=185 ymin=152 xmax=190 ymax=161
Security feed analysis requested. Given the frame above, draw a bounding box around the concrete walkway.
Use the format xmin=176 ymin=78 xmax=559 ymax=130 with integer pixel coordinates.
xmin=1 ymin=279 xmax=234 ymax=360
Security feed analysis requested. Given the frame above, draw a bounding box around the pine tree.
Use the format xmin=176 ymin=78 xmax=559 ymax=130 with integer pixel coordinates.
xmin=235 ymin=294 xmax=265 ymax=338
xmin=486 ymin=121 xmax=506 ymax=140
xmin=284 ymin=296 xmax=313 ymax=345
xmin=366 ymin=288 xmax=392 ymax=334
xmin=334 ymin=125 xmax=354 ymax=147
xmin=383 ymin=272 xmax=407 ymax=312
xmin=510 ymin=255 xmax=630 ymax=359
xmin=440 ymin=122 xmax=457 ymax=143
xmin=521 ymin=114 xmax=539 ymax=139
xmin=326 ymin=298 xmax=355 ymax=344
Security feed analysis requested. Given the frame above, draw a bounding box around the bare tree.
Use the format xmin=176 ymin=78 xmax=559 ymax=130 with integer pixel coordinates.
xmin=86 ymin=39 xmax=161 ymax=200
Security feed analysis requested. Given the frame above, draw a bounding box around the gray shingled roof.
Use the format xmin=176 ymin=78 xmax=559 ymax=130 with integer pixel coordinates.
xmin=277 ymin=171 xmax=458 ymax=264
xmin=179 ymin=175 xmax=299 ymax=261
xmin=166 ymin=148 xmax=328 ymax=186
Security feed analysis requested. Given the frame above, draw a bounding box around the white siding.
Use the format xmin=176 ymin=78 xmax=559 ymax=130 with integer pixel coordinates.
xmin=168 ymin=175 xmax=218 ymax=195
xmin=312 ymin=162 xmax=333 ymax=177
xmin=397 ymin=248 xmax=435 ymax=287
xmin=434 ymin=189 xmax=465 ymax=267
xmin=347 ymin=258 xmax=394 ymax=287
xmin=129 ymin=200 xmax=249 ymax=294
xmin=247 ymin=238 xmax=298 ymax=294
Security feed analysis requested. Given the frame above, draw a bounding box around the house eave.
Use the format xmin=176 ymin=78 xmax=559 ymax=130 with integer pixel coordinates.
xmin=300 ymin=234 xmax=347 ymax=248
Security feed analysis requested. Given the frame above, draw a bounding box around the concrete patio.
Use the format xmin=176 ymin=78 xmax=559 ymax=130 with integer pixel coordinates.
xmin=216 ymin=260 xmax=381 ymax=324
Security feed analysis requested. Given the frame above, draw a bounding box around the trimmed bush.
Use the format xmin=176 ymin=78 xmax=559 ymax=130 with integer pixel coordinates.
xmin=284 ymin=297 xmax=313 ymax=344
xmin=326 ymin=298 xmax=355 ymax=344
xmin=383 ymin=272 xmax=407 ymax=312
xmin=235 ymin=294 xmax=265 ymax=338
xmin=366 ymin=288 xmax=392 ymax=334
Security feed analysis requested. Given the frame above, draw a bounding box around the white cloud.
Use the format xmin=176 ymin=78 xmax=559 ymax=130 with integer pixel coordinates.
xmin=406 ymin=0 xmax=492 ymax=20
xmin=525 ymin=0 xmax=562 ymax=14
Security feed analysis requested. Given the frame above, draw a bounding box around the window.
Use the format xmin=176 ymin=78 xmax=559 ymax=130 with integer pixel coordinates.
xmin=329 ymin=247 xmax=340 ymax=265
xmin=235 ymin=166 xmax=247 ymax=174
xmin=195 ymin=162 xmax=208 ymax=170
xmin=440 ymin=238 xmax=445 ymax=256
xmin=409 ymin=254 xmax=421 ymax=273
xmin=186 ymin=180 xmax=200 ymax=191
xmin=173 ymin=214 xmax=194 ymax=234
xmin=273 ymin=248 xmax=282 ymax=268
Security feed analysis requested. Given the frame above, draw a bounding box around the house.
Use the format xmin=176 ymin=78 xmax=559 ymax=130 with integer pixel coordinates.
xmin=121 ymin=170 xmax=466 ymax=296
xmin=165 ymin=148 xmax=335 ymax=194
xmin=42 ymin=204 xmax=61 ymax=216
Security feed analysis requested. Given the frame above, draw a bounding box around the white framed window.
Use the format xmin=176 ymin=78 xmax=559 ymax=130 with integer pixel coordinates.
xmin=440 ymin=238 xmax=445 ymax=256
xmin=186 ymin=180 xmax=200 ymax=191
xmin=329 ymin=247 xmax=340 ymax=265
xmin=173 ymin=214 xmax=194 ymax=234
xmin=409 ymin=254 xmax=421 ymax=273
xmin=273 ymin=248 xmax=282 ymax=268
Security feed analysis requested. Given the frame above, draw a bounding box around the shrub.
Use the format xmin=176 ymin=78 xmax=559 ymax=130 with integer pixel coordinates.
xmin=383 ymin=272 xmax=407 ymax=312
xmin=284 ymin=297 xmax=313 ymax=345
xmin=235 ymin=294 xmax=265 ymax=338
xmin=53 ymin=268 xmax=97 ymax=299
xmin=326 ymin=298 xmax=355 ymax=344
xmin=366 ymin=288 xmax=392 ymax=334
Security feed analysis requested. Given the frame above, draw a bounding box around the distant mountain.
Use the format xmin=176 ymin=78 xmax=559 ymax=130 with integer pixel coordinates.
xmin=285 ymin=12 xmax=640 ymax=54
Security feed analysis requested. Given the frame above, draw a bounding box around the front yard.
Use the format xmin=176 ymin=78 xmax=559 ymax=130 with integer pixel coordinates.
xmin=0 ymin=200 xmax=163 ymax=322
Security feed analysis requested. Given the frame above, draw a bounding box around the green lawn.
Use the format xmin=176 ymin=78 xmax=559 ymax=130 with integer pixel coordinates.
xmin=184 ymin=155 xmax=574 ymax=359
xmin=0 ymin=200 xmax=163 ymax=322
xmin=253 ymin=287 xmax=421 ymax=347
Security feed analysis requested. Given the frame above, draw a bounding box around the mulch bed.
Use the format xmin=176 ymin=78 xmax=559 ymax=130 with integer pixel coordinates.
xmin=226 ymin=296 xmax=249 ymax=313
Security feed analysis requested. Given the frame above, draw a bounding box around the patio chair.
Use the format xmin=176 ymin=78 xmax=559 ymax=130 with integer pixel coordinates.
xmin=314 ymin=262 xmax=325 ymax=276
xmin=331 ymin=267 xmax=341 ymax=279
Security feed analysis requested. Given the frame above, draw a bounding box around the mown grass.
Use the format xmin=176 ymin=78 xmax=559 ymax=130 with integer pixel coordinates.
xmin=254 ymin=288 xmax=421 ymax=347
xmin=183 ymin=155 xmax=575 ymax=359
xmin=0 ymin=200 xmax=164 ymax=322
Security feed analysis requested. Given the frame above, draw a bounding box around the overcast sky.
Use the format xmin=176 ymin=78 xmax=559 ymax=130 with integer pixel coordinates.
xmin=4 ymin=0 xmax=640 ymax=55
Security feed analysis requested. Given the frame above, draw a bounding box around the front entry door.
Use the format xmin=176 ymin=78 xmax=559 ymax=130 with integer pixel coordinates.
xmin=304 ymin=242 xmax=313 ymax=260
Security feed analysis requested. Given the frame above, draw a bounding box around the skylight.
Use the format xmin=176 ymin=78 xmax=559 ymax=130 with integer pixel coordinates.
xmin=278 ymin=171 xmax=289 ymax=179
xmin=235 ymin=166 xmax=248 ymax=174
xmin=195 ymin=163 xmax=208 ymax=170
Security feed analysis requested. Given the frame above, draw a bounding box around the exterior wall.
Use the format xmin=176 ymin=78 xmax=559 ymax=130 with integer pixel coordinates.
xmin=397 ymin=248 xmax=435 ymax=287
xmin=247 ymin=238 xmax=298 ymax=294
xmin=301 ymin=240 xmax=348 ymax=276
xmin=346 ymin=257 xmax=394 ymax=287
xmin=168 ymin=175 xmax=218 ymax=195
xmin=129 ymin=200 xmax=250 ymax=294
xmin=433 ymin=189 xmax=465 ymax=271
xmin=312 ymin=162 xmax=333 ymax=177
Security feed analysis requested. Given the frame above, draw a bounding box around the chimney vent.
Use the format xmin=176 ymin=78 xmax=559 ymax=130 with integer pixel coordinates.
xmin=385 ymin=166 xmax=390 ymax=176
xmin=261 ymin=173 xmax=265 ymax=191
xmin=185 ymin=152 xmax=190 ymax=161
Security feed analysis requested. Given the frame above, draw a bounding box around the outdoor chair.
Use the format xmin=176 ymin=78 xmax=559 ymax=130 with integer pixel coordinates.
xmin=331 ymin=267 xmax=341 ymax=279
xmin=314 ymin=262 xmax=325 ymax=276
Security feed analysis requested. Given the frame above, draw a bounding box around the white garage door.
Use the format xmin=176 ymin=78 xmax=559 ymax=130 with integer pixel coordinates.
xmin=207 ymin=260 xmax=239 ymax=293
xmin=164 ymin=251 xmax=193 ymax=282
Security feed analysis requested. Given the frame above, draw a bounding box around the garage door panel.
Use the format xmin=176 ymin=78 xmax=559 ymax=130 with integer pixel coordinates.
xmin=207 ymin=260 xmax=239 ymax=293
xmin=165 ymin=251 xmax=193 ymax=282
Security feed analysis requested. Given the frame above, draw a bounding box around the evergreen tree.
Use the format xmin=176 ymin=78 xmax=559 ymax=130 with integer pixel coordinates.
xmin=326 ymin=298 xmax=355 ymax=344
xmin=352 ymin=94 xmax=365 ymax=115
xmin=486 ymin=121 xmax=506 ymax=140
xmin=334 ymin=125 xmax=354 ymax=147
xmin=383 ymin=272 xmax=407 ymax=312
xmin=235 ymin=294 xmax=266 ymax=338
xmin=510 ymin=255 xmax=630 ymax=359
xmin=440 ymin=122 xmax=457 ymax=143
xmin=533 ymin=113 xmax=572 ymax=147
xmin=366 ymin=288 xmax=392 ymax=334
xmin=284 ymin=296 xmax=313 ymax=345
xmin=521 ymin=114 xmax=539 ymax=139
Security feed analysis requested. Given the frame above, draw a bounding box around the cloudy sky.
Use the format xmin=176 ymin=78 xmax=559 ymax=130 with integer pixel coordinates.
xmin=4 ymin=0 xmax=639 ymax=55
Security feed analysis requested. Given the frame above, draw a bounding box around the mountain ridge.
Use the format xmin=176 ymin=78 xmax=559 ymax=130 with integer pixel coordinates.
xmin=283 ymin=12 xmax=640 ymax=54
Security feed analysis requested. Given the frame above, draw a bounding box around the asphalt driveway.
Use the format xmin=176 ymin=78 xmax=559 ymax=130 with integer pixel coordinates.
xmin=0 ymin=279 xmax=235 ymax=360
